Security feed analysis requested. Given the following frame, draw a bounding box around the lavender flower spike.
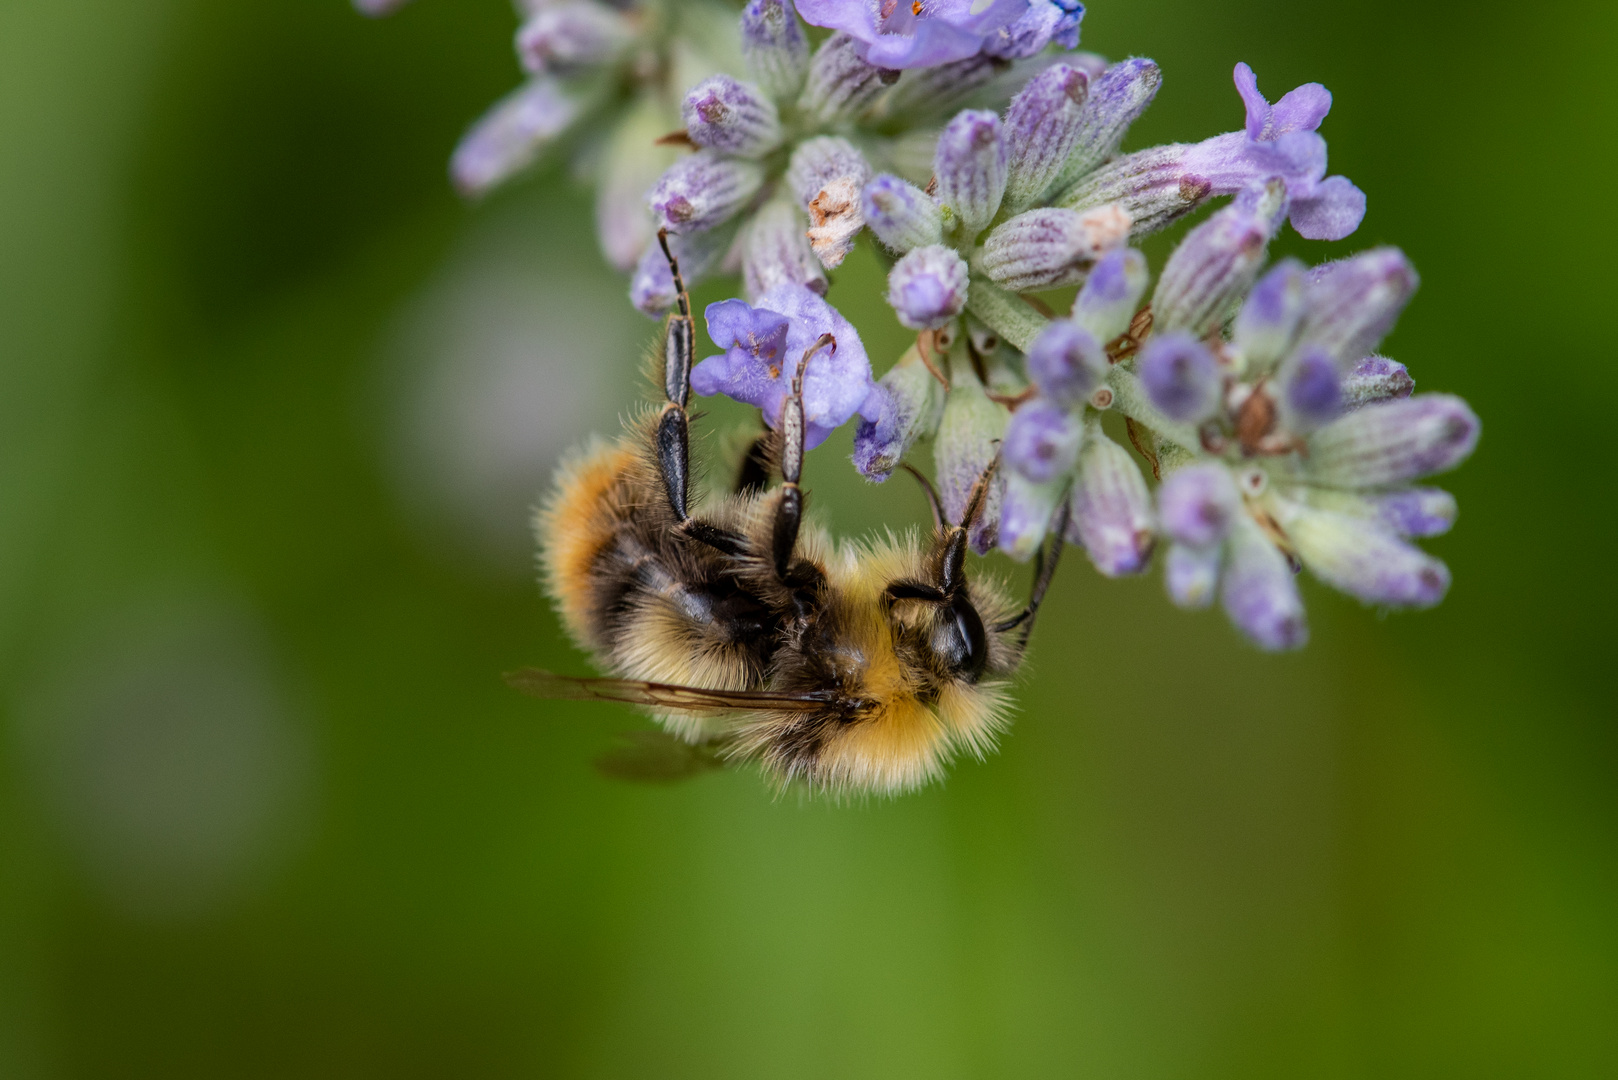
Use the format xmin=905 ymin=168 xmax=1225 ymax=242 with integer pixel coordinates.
xmin=1070 ymin=247 xmax=1148 ymax=343
xmin=1305 ymin=395 xmax=1480 ymax=489
xmin=742 ymin=0 xmax=811 ymax=103
xmin=862 ymin=174 xmax=943 ymax=254
xmin=1152 ymin=180 xmax=1286 ymax=337
xmin=1138 ymin=332 xmax=1221 ymax=424
xmin=450 ymin=79 xmax=582 ymax=197
xmin=934 ymin=111 xmax=1009 ymax=238
xmin=1003 ymin=63 xmax=1091 ymax=213
xmin=887 ymin=246 xmax=970 ymax=331
xmin=1222 ymin=514 xmax=1307 ymax=650
xmin=1067 ymin=422 xmax=1155 ymax=576
xmin=682 ymin=76 xmax=783 ymax=159
xmin=977 ymin=205 xmax=1131 ymax=290
xmin=692 ymin=285 xmax=878 ymax=449
xmin=649 ymin=150 xmax=765 ymax=235
xmin=1285 ymin=508 xmax=1450 ymax=608
xmin=795 ymin=0 xmax=1032 ymax=70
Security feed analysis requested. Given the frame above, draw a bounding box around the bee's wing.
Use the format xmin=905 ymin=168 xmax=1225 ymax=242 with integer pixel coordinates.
xmin=504 ymin=668 xmax=831 ymax=714
xmin=593 ymin=730 xmax=724 ymax=784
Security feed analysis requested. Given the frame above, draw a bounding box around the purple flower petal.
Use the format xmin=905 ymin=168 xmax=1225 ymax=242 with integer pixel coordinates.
xmin=1289 ymin=175 xmax=1366 ymax=241
xmin=795 ymin=0 xmax=1031 ymax=70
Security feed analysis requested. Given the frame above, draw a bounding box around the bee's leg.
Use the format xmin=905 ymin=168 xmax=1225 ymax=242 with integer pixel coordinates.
xmin=991 ymin=500 xmax=1069 ymax=645
xmin=652 ymin=230 xmax=748 ymax=556
xmin=770 ymin=332 xmax=836 ymax=580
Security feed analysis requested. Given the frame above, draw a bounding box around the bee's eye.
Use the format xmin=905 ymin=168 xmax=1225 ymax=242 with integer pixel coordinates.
xmin=930 ymin=594 xmax=989 ymax=684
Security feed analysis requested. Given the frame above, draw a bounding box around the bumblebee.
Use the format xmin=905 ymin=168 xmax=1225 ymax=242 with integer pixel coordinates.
xmin=512 ymin=234 xmax=1066 ymax=795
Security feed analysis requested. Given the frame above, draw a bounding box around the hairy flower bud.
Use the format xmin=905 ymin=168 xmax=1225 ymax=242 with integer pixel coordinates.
xmin=1056 ymin=145 xmax=1212 ymax=237
xmin=682 ymin=75 xmax=782 ymax=158
xmin=787 ymin=136 xmax=872 ymax=207
xmin=1004 ymin=399 xmax=1083 ymax=482
xmin=1286 ymin=509 xmax=1450 ymax=608
xmin=887 ymin=245 xmax=970 ymax=330
xmin=741 ymin=0 xmax=811 ymax=102
xmin=862 ymin=175 xmax=943 ymax=254
xmin=798 ymin=32 xmax=898 ymax=125
xmin=1166 ymin=542 xmax=1222 ymax=609
xmin=935 ymin=374 xmax=1007 ymax=555
xmin=1277 ymin=346 xmax=1342 ymax=429
xmin=1004 ymin=64 xmax=1091 ymax=213
xmin=516 ymin=1 xmax=633 ymax=75
xmin=1070 ymin=247 xmax=1148 ymax=342
xmin=451 ymin=79 xmax=581 ymax=197
xmin=1297 ymin=248 xmax=1419 ymax=366
xmin=743 ymin=197 xmax=827 ymax=301
xmin=1048 ymin=58 xmax=1162 ymax=195
xmin=1221 ymin=514 xmax=1307 ymax=650
xmin=1138 ymin=332 xmax=1221 ymax=423
xmin=977 ymin=205 xmax=1131 ymax=291
xmin=629 ymin=224 xmax=736 ymax=315
xmin=1232 ymin=259 xmax=1305 ymax=370
xmin=853 ymin=345 xmax=946 ymax=481
xmin=649 ymin=150 xmax=765 ymax=235
xmin=1067 ymin=426 xmax=1155 ymax=576
xmin=1158 ymin=462 xmax=1240 ymax=548
xmin=1025 ymin=320 xmax=1107 ymax=409
xmin=999 ymin=472 xmax=1069 ymax=562
xmin=934 ymin=110 xmax=1008 ymax=238
xmin=1153 ymin=180 xmax=1286 ymax=336
xmin=1294 ymin=486 xmax=1457 ymax=538
xmin=1305 ymin=395 xmax=1480 ymax=489
xmin=1340 ymin=356 xmax=1414 ymax=408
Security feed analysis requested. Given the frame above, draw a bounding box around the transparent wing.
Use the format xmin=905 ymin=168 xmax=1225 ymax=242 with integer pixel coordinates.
xmin=593 ymin=730 xmax=725 ymax=784
xmin=504 ymin=668 xmax=831 ymax=714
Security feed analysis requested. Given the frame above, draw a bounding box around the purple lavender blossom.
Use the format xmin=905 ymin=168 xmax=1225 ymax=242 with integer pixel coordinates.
xmin=1297 ymin=248 xmax=1419 ymax=367
xmin=1287 ymin=510 xmax=1450 ymax=608
xmin=450 ymin=79 xmax=582 ymax=197
xmin=1067 ymin=430 xmax=1155 ymax=576
xmin=886 ymin=245 xmax=970 ymax=330
xmin=853 ymin=348 xmax=944 ymax=481
xmin=1368 ymin=488 xmax=1457 ymax=538
xmin=1070 ymin=247 xmax=1148 ymax=342
xmin=794 ymin=0 xmax=1032 ymax=69
xmin=1003 ymin=63 xmax=1091 ymax=211
xmin=935 ymin=375 xmax=1007 ymax=554
xmin=693 ymin=285 xmax=879 ymax=450
xmin=1232 ymin=259 xmax=1305 ymax=368
xmin=983 ymin=0 xmax=1084 ymax=59
xmin=517 ymin=1 xmax=633 ymax=76
xmin=1138 ymin=332 xmax=1221 ymax=423
xmin=1305 ymin=395 xmax=1480 ymax=489
xmin=742 ymin=0 xmax=811 ymax=102
xmin=1221 ymin=516 xmax=1307 ymax=650
xmin=1281 ymin=347 xmax=1343 ymax=427
xmin=862 ymin=174 xmax=944 ymax=253
xmin=1158 ymin=463 xmax=1239 ymax=549
xmin=1165 ymin=543 xmax=1221 ymax=609
xmin=743 ymin=198 xmax=828 ymax=301
xmin=682 ymin=75 xmax=783 ymax=158
xmin=629 ymin=224 xmax=737 ymax=316
xmin=1341 ymin=356 xmax=1415 ymax=408
xmin=649 ymin=150 xmax=766 ymax=235
xmin=1152 ymin=180 xmax=1286 ymax=336
xmin=976 ymin=205 xmax=1131 ymax=290
xmin=934 ymin=110 xmax=1009 ymax=237
xmin=999 ymin=472 xmax=1068 ymax=561
xmin=798 ymin=32 xmax=902 ymax=125
xmin=1025 ymin=320 xmax=1107 ymax=409
xmin=1049 ymin=58 xmax=1160 ymax=191
xmin=1003 ymin=400 xmax=1082 ymax=482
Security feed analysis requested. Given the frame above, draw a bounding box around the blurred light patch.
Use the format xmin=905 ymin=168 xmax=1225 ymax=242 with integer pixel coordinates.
xmin=13 ymin=595 xmax=311 ymax=921
xmin=383 ymin=188 xmax=644 ymax=571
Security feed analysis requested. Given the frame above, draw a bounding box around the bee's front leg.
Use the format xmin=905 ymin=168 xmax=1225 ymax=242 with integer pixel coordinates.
xmin=770 ymin=333 xmax=835 ymax=581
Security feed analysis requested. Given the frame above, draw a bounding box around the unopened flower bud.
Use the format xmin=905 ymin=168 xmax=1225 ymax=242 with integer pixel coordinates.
xmin=1004 ymin=64 xmax=1091 ymax=213
xmin=1153 ymin=180 xmax=1286 ymax=336
xmin=853 ymin=346 xmax=946 ymax=481
xmin=1372 ymin=487 xmax=1457 ymax=537
xmin=934 ymin=111 xmax=1008 ymax=238
xmin=741 ymin=0 xmax=811 ymax=102
xmin=1286 ymin=509 xmax=1450 ymax=608
xmin=1165 ymin=542 xmax=1222 ymax=609
xmin=1025 ymin=320 xmax=1107 ymax=409
xmin=649 ymin=150 xmax=765 ymax=235
xmin=861 ymin=174 xmax=943 ymax=254
xmin=1340 ymin=355 xmax=1414 ymax=408
xmin=1056 ymin=145 xmax=1212 ymax=237
xmin=1067 ymin=427 xmax=1155 ymax=576
xmin=887 ymin=245 xmax=970 ymax=330
xmin=1306 ymin=395 xmax=1480 ymax=489
xmin=977 ymin=205 xmax=1131 ymax=291
xmin=451 ymin=79 xmax=581 ymax=197
xmin=1232 ymin=259 xmax=1305 ymax=370
xmin=1297 ymin=248 xmax=1419 ymax=366
xmin=743 ymin=198 xmax=827 ymax=301
xmin=880 ymin=54 xmax=1014 ymax=122
xmin=629 ymin=225 xmax=733 ymax=316
xmin=999 ymin=472 xmax=1068 ymax=562
xmin=935 ymin=374 xmax=1008 ymax=555
xmin=682 ymin=75 xmax=782 ymax=158
xmin=806 ymin=177 xmax=864 ymax=269
xmin=798 ymin=32 xmax=898 ymax=125
xmin=983 ymin=0 xmax=1084 ymax=60
xmin=516 ymin=1 xmax=633 ymax=75
xmin=1279 ymin=346 xmax=1342 ymax=429
xmin=1138 ymin=332 xmax=1221 ymax=423
xmin=1070 ymin=247 xmax=1148 ymax=342
xmin=1048 ymin=58 xmax=1162 ymax=196
xmin=1158 ymin=462 xmax=1240 ymax=548
xmin=1003 ymin=399 xmax=1082 ymax=482
xmin=787 ymin=136 xmax=872 ymax=208
xmin=1220 ymin=514 xmax=1307 ymax=649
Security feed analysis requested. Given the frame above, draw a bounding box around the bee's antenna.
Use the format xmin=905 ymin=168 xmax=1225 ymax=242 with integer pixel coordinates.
xmin=899 ymin=463 xmax=946 ymax=534
xmin=656 ymin=228 xmax=691 ymax=320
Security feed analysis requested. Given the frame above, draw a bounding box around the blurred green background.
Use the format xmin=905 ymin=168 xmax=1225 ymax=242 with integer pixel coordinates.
xmin=1 ymin=0 xmax=1614 ymax=1076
